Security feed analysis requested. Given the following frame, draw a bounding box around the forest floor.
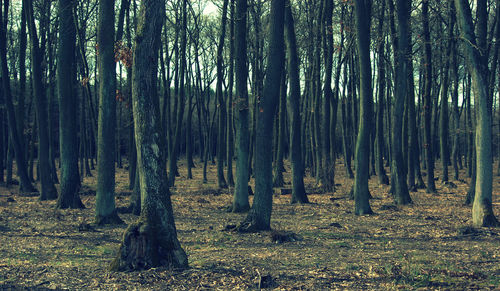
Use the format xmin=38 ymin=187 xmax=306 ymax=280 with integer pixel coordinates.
xmin=0 ymin=160 xmax=499 ymax=290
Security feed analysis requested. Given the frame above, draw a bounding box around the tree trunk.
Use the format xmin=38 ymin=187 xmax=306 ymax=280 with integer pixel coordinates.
xmin=215 ymin=0 xmax=229 ymax=189
xmin=56 ymin=0 xmax=83 ymax=209
xmin=239 ymin=0 xmax=285 ymax=232
xmin=455 ymin=0 xmax=498 ymax=227
xmin=111 ymin=0 xmax=188 ymax=271
xmin=352 ymin=0 xmax=373 ymax=215
xmin=226 ymin=0 xmax=235 ymax=187
xmin=0 ymin=1 xmax=36 ymax=193
xmin=422 ymin=0 xmax=436 ymax=193
xmin=231 ymin=0 xmax=250 ymax=213
xmin=391 ymin=0 xmax=412 ymax=205
xmin=24 ymin=0 xmax=58 ymax=200
xmin=95 ymin=0 xmax=122 ymax=224
xmin=284 ymin=1 xmax=308 ymax=204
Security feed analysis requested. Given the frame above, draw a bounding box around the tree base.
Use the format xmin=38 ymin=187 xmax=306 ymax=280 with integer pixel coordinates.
xmin=237 ymin=212 xmax=271 ymax=233
xmin=475 ymin=214 xmax=499 ymax=227
xmin=95 ymin=211 xmax=125 ymax=225
xmin=110 ymin=220 xmax=188 ymax=271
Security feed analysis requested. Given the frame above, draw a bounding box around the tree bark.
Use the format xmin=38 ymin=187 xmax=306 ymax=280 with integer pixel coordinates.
xmin=352 ymin=0 xmax=373 ymax=215
xmin=231 ymin=0 xmax=250 ymax=213
xmin=95 ymin=0 xmax=122 ymax=224
xmin=56 ymin=0 xmax=84 ymax=209
xmin=0 ymin=0 xmax=36 ymax=193
xmin=239 ymin=0 xmax=285 ymax=231
xmin=111 ymin=0 xmax=188 ymax=271
xmin=284 ymin=1 xmax=308 ymax=204
xmin=455 ymin=0 xmax=499 ymax=227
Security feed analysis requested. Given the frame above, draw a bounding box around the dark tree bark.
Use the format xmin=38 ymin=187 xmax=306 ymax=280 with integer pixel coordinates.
xmin=23 ymin=0 xmax=58 ymax=200
xmin=226 ymin=0 xmax=235 ymax=187
xmin=215 ymin=0 xmax=229 ymax=189
xmin=231 ymin=0 xmax=250 ymax=213
xmin=375 ymin=0 xmax=389 ymax=185
xmin=95 ymin=0 xmax=123 ymax=224
xmin=167 ymin=0 xmax=187 ymax=187
xmin=56 ymin=0 xmax=83 ymax=209
xmin=352 ymin=0 xmax=373 ymax=215
xmin=0 ymin=0 xmax=36 ymax=193
xmin=391 ymin=0 xmax=412 ymax=205
xmin=238 ymin=0 xmax=285 ymax=231
xmin=455 ymin=0 xmax=498 ymax=227
xmin=284 ymin=1 xmax=308 ymax=204
xmin=111 ymin=0 xmax=188 ymax=271
xmin=272 ymin=72 xmax=286 ymax=188
xmin=422 ymin=0 xmax=436 ymax=193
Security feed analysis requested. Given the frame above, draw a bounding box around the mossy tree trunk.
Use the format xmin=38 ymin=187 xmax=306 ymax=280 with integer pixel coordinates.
xmin=111 ymin=0 xmax=188 ymax=271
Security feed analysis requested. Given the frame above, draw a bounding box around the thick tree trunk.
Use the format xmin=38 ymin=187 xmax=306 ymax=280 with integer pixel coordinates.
xmin=111 ymin=0 xmax=188 ymax=271
xmin=455 ymin=0 xmax=498 ymax=227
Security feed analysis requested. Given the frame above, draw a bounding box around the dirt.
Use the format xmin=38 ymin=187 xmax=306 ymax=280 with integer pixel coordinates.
xmin=0 ymin=161 xmax=499 ymax=290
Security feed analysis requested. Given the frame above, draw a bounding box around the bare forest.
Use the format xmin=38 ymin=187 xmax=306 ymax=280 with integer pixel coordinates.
xmin=0 ymin=0 xmax=499 ymax=289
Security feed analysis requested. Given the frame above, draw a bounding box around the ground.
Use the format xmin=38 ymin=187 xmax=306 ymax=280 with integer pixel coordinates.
xmin=0 ymin=160 xmax=499 ymax=290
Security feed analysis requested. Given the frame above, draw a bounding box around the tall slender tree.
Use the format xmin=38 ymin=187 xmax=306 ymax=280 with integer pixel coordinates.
xmin=231 ymin=0 xmax=250 ymax=213
xmin=422 ymin=0 xmax=436 ymax=193
xmin=0 ymin=0 xmax=36 ymax=193
xmin=239 ymin=0 xmax=285 ymax=231
xmin=95 ymin=0 xmax=123 ymax=224
xmin=56 ymin=0 xmax=84 ymax=209
xmin=284 ymin=0 xmax=308 ymax=204
xmin=24 ymin=0 xmax=58 ymax=200
xmin=352 ymin=0 xmax=373 ymax=215
xmin=391 ymin=0 xmax=412 ymax=205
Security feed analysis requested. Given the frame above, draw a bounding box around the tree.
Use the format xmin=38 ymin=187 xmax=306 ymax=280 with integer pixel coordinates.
xmin=95 ymin=0 xmax=123 ymax=225
xmin=24 ymin=0 xmax=58 ymax=201
xmin=284 ymin=0 xmax=308 ymax=204
xmin=111 ymin=0 xmax=188 ymax=271
xmin=56 ymin=0 xmax=84 ymax=209
xmin=238 ymin=0 xmax=285 ymax=231
xmin=231 ymin=0 xmax=250 ymax=213
xmin=0 ymin=0 xmax=36 ymax=193
xmin=454 ymin=0 xmax=499 ymax=227
xmin=391 ymin=0 xmax=412 ymax=205
xmin=215 ymin=0 xmax=229 ymax=189
xmin=422 ymin=0 xmax=436 ymax=193
xmin=352 ymin=0 xmax=373 ymax=215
